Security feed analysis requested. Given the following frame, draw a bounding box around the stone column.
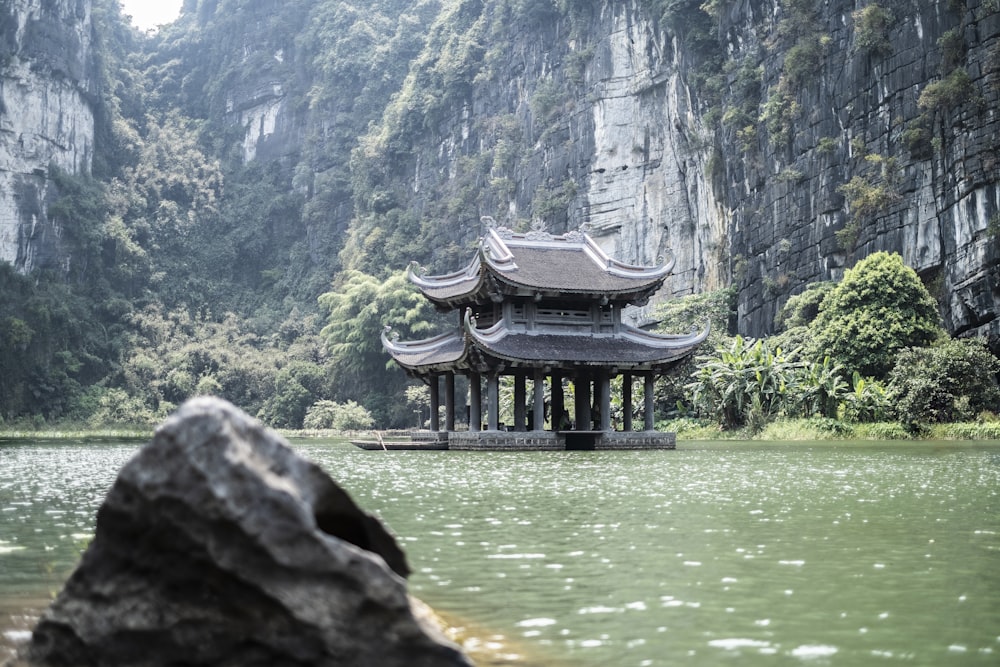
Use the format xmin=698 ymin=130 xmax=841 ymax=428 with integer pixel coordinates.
xmin=622 ymin=372 xmax=633 ymax=432
xmin=574 ymin=375 xmax=591 ymax=431
xmin=445 ymin=372 xmax=456 ymax=432
xmin=469 ymin=372 xmax=481 ymax=432
xmin=514 ymin=374 xmax=526 ymax=432
xmin=644 ymin=374 xmax=656 ymax=431
xmin=487 ymin=374 xmax=499 ymax=431
xmin=429 ymin=375 xmax=440 ymax=432
xmin=598 ymin=371 xmax=611 ymax=432
xmin=551 ymin=372 xmax=565 ymax=431
xmin=532 ymin=369 xmax=546 ymax=431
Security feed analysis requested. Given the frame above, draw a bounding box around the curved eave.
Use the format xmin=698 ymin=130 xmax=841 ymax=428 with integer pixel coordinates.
xmin=407 ymin=257 xmax=487 ymax=307
xmin=582 ymin=235 xmax=676 ymax=281
xmin=464 ymin=313 xmax=710 ymax=370
xmin=381 ymin=329 xmax=468 ymax=374
xmin=619 ymin=320 xmax=712 ymax=348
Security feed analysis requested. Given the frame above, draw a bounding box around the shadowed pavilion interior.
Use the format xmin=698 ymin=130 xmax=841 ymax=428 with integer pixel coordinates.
xmin=379 ymin=226 xmax=708 ymax=451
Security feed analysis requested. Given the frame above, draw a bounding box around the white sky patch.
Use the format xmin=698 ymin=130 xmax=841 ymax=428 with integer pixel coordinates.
xmin=120 ymin=0 xmax=182 ymax=31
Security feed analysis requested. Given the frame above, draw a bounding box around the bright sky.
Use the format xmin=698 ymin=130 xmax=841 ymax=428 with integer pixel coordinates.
xmin=119 ymin=0 xmax=183 ymax=31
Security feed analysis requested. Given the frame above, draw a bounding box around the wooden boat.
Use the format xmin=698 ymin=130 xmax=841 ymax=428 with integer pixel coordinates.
xmin=350 ymin=440 xmax=448 ymax=451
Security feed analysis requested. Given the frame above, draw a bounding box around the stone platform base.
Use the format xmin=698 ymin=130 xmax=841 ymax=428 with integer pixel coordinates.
xmin=448 ymin=431 xmax=564 ymax=451
xmin=440 ymin=430 xmax=676 ymax=451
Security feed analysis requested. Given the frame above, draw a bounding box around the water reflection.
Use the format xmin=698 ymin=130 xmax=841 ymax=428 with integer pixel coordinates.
xmin=2 ymin=439 xmax=999 ymax=666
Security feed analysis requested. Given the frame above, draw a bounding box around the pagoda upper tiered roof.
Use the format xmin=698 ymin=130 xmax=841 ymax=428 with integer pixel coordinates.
xmin=408 ymin=227 xmax=674 ymax=309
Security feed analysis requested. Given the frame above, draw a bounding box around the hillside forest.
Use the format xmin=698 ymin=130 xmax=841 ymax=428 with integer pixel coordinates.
xmin=1 ymin=0 xmax=999 ymax=434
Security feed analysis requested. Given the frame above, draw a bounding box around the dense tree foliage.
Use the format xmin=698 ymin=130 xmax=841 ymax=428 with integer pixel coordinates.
xmin=806 ymin=252 xmax=943 ymax=379
xmin=0 ymin=1 xmax=443 ymax=428
xmin=889 ymin=339 xmax=1000 ymax=426
xmin=686 ymin=337 xmax=848 ymax=432
xmin=318 ymin=270 xmax=441 ymax=426
xmin=681 ymin=252 xmax=997 ymax=432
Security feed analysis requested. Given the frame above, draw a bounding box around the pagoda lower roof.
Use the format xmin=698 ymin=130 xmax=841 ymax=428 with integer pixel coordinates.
xmin=382 ymin=318 xmax=709 ymax=376
xmin=379 ymin=330 xmax=468 ymax=374
xmin=466 ymin=321 xmax=708 ymax=369
xmin=408 ymin=228 xmax=673 ymax=307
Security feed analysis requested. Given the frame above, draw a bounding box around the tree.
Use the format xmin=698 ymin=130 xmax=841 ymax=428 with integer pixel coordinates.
xmin=304 ymin=399 xmax=375 ymax=430
xmin=686 ymin=336 xmax=800 ymax=431
xmin=807 ymin=252 xmax=943 ymax=379
xmin=889 ymin=338 xmax=1000 ymax=425
xmin=318 ymin=269 xmax=439 ymax=426
xmin=841 ymin=372 xmax=891 ymax=423
xmin=774 ymin=281 xmax=835 ymax=331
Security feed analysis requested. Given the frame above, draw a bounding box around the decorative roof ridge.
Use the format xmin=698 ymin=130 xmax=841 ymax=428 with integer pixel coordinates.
xmin=464 ymin=311 xmax=710 ymax=350
xmin=492 ymin=225 xmax=587 ymax=247
xmin=619 ymin=321 xmax=712 ymax=348
xmin=381 ymin=327 xmax=463 ymax=354
xmin=463 ymin=310 xmax=508 ymax=345
xmin=406 ymin=256 xmax=482 ymax=289
xmin=482 ymin=228 xmax=518 ymax=272
xmin=581 ymin=235 xmax=676 ymax=279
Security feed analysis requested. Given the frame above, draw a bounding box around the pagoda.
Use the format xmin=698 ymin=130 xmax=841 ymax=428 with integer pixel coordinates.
xmin=381 ymin=226 xmax=708 ymax=450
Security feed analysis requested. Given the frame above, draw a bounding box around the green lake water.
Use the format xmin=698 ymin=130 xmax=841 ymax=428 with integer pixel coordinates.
xmin=1 ymin=438 xmax=998 ymax=666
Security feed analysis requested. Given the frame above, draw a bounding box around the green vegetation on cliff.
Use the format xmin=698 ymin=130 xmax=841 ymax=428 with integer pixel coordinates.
xmin=1 ymin=0 xmax=997 ymax=435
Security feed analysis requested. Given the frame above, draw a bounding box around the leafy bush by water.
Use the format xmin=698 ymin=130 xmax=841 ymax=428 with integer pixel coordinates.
xmin=889 ymin=338 xmax=1000 ymax=425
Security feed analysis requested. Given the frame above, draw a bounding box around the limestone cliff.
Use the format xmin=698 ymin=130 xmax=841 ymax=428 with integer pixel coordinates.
xmin=0 ymin=0 xmax=97 ymax=272
xmin=717 ymin=0 xmax=1000 ymax=345
xmin=339 ymin=0 xmax=999 ymax=345
xmin=4 ymin=0 xmax=997 ymax=351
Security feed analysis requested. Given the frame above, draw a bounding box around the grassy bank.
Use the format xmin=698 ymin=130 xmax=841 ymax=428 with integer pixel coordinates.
xmin=659 ymin=417 xmax=1000 ymax=441
xmin=0 ymin=427 xmax=152 ymax=440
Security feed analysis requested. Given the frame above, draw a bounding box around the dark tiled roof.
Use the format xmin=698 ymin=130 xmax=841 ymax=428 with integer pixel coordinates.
xmin=489 ymin=248 xmax=663 ymax=297
xmin=467 ymin=327 xmax=707 ymax=370
xmin=408 ymin=229 xmax=672 ymax=306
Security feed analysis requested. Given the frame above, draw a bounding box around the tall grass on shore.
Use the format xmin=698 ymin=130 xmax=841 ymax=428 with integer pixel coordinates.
xmin=660 ymin=417 xmax=1000 ymax=441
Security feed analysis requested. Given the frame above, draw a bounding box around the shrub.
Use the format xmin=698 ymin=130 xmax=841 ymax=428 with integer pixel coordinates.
xmin=888 ymin=338 xmax=1000 ymax=425
xmin=86 ymin=387 xmax=160 ymax=427
xmin=918 ymin=68 xmax=976 ymax=112
xmin=687 ymin=336 xmax=800 ymax=431
xmin=792 ymin=356 xmax=847 ymax=418
xmin=903 ymin=114 xmax=934 ymax=159
xmin=652 ymin=288 xmax=736 ymax=413
xmin=838 ymin=165 xmax=900 ymax=219
xmin=807 ymin=252 xmax=943 ymax=379
xmin=937 ymin=28 xmax=966 ymax=73
xmin=196 ymin=374 xmax=224 ymax=396
xmin=783 ymin=37 xmax=825 ymax=86
xmin=835 ymin=218 xmax=862 ymax=252
xmin=852 ymin=4 xmax=893 ymax=56
xmin=775 ymin=281 xmax=836 ymax=330
xmin=304 ymin=399 xmax=375 ymax=431
xmin=762 ymin=89 xmax=799 ymax=147
xmin=841 ymin=372 xmax=891 ymax=422
xmin=816 ymin=136 xmax=839 ymax=154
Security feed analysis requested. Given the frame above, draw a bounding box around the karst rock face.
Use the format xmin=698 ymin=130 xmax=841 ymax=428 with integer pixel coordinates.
xmin=27 ymin=397 xmax=472 ymax=667
xmin=0 ymin=0 xmax=97 ymax=272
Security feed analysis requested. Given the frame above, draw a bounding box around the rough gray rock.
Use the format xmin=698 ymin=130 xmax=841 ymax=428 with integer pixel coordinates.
xmin=27 ymin=397 xmax=472 ymax=667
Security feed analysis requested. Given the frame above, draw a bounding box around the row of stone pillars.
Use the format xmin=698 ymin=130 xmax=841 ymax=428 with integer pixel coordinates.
xmin=425 ymin=370 xmax=658 ymax=433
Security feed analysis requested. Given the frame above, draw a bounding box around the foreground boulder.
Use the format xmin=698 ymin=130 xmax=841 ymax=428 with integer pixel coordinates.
xmin=28 ymin=397 xmax=472 ymax=667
